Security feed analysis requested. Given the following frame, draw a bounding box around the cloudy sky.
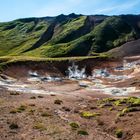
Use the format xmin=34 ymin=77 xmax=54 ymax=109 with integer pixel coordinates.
xmin=0 ymin=0 xmax=140 ymax=22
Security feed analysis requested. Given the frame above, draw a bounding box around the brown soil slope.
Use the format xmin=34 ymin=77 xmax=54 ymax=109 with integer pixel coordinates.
xmin=108 ymin=39 xmax=140 ymax=58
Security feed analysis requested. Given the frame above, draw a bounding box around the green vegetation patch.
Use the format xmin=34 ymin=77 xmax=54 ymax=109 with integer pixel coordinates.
xmin=33 ymin=123 xmax=47 ymax=131
xmin=118 ymin=107 xmax=140 ymax=117
xmin=17 ymin=105 xmax=27 ymax=112
xmin=41 ymin=112 xmax=51 ymax=117
xmin=114 ymin=97 xmax=140 ymax=107
xmin=69 ymin=122 xmax=79 ymax=130
xmin=80 ymin=111 xmax=101 ymax=119
xmin=77 ymin=130 xmax=89 ymax=135
xmin=115 ymin=129 xmax=123 ymax=138
xmin=10 ymin=105 xmax=27 ymax=114
xmin=99 ymin=97 xmax=140 ymax=107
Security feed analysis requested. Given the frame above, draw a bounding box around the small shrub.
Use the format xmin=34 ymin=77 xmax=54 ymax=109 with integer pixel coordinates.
xmin=77 ymin=130 xmax=89 ymax=135
xmin=33 ymin=123 xmax=47 ymax=131
xmin=41 ymin=112 xmax=51 ymax=117
xmin=9 ymin=123 xmax=19 ymax=129
xmin=28 ymin=103 xmax=35 ymax=106
xmin=118 ymin=107 xmax=139 ymax=117
xmin=98 ymin=98 xmax=115 ymax=107
xmin=50 ymin=94 xmax=56 ymax=96
xmin=17 ymin=105 xmax=27 ymax=113
xmin=90 ymin=106 xmax=97 ymax=110
xmin=101 ymin=98 xmax=116 ymax=103
xmin=114 ymin=97 xmax=140 ymax=107
xmin=10 ymin=92 xmax=20 ymax=95
xmin=114 ymin=100 xmax=123 ymax=106
xmin=96 ymin=119 xmax=104 ymax=126
xmin=98 ymin=104 xmax=104 ymax=108
xmin=54 ymin=99 xmax=63 ymax=105
xmin=62 ymin=106 xmax=71 ymax=112
xmin=29 ymin=109 xmax=35 ymax=114
xmin=127 ymin=97 xmax=140 ymax=107
xmin=115 ymin=129 xmax=123 ymax=138
xmin=10 ymin=109 xmax=17 ymax=114
xmin=81 ymin=111 xmax=100 ymax=119
xmin=30 ymin=96 xmax=36 ymax=99
xmin=69 ymin=122 xmax=79 ymax=129
xmin=117 ymin=112 xmax=125 ymax=117
xmin=109 ymin=107 xmax=114 ymax=111
xmin=38 ymin=95 xmax=44 ymax=98
xmin=99 ymin=103 xmax=112 ymax=108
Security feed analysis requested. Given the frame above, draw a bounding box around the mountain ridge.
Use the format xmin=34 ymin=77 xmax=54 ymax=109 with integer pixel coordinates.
xmin=0 ymin=13 xmax=140 ymax=58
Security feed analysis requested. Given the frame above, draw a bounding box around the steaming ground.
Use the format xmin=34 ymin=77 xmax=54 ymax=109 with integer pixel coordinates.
xmin=0 ymin=57 xmax=140 ymax=140
xmin=0 ymin=59 xmax=140 ymax=97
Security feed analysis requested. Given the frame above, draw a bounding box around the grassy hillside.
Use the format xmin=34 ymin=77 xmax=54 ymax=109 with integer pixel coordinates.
xmin=0 ymin=14 xmax=140 ymax=58
xmin=0 ymin=18 xmax=50 ymax=56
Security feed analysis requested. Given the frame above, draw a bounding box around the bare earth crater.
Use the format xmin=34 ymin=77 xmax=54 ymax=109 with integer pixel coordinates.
xmin=0 ymin=57 xmax=140 ymax=140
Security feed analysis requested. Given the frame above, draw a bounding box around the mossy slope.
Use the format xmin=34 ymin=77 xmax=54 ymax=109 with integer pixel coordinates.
xmin=0 ymin=14 xmax=140 ymax=58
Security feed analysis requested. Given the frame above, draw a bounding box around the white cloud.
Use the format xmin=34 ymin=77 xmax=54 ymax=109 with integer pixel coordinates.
xmin=35 ymin=0 xmax=84 ymax=17
xmin=93 ymin=0 xmax=140 ymax=14
xmin=34 ymin=0 xmax=140 ymax=17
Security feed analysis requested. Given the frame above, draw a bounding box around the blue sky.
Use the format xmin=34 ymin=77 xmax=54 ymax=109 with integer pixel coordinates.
xmin=0 ymin=0 xmax=140 ymax=22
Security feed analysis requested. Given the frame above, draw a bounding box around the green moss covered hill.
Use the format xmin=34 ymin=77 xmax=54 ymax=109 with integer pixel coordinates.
xmin=0 ymin=13 xmax=140 ymax=58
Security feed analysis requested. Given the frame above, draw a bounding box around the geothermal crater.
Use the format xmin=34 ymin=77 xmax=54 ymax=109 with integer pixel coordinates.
xmin=0 ymin=58 xmax=140 ymax=97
